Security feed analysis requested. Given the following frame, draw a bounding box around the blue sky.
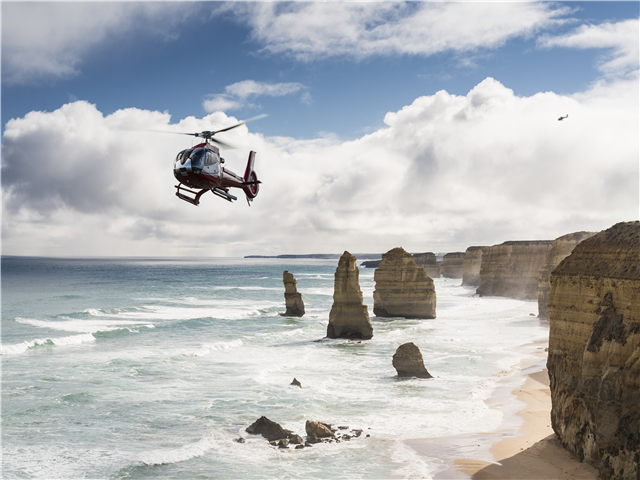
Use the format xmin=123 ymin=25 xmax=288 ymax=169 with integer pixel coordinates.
xmin=2 ymin=2 xmax=639 ymax=257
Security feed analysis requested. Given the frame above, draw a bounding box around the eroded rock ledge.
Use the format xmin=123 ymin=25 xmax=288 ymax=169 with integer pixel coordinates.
xmin=441 ymin=252 xmax=465 ymax=279
xmin=547 ymin=221 xmax=640 ymax=480
xmin=476 ymin=240 xmax=553 ymax=300
xmin=461 ymin=246 xmax=485 ymax=286
xmin=281 ymin=271 xmax=305 ymax=317
xmin=413 ymin=252 xmax=440 ymax=279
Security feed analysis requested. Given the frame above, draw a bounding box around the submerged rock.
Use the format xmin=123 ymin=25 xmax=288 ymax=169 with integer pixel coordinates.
xmin=374 ymin=247 xmax=436 ymax=319
xmin=548 ymin=222 xmax=640 ymax=480
xmin=245 ymin=416 xmax=293 ymax=442
xmin=281 ymin=271 xmax=305 ymax=317
xmin=392 ymin=342 xmax=433 ymax=378
xmin=290 ymin=378 xmax=302 ymax=388
xmin=326 ymin=252 xmax=373 ymax=340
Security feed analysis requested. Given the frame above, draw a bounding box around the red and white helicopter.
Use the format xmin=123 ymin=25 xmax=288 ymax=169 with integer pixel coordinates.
xmin=172 ymin=114 xmax=266 ymax=206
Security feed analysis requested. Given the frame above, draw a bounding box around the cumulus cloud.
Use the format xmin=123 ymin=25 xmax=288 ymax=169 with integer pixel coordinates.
xmin=538 ymin=18 xmax=640 ymax=80
xmin=220 ymin=2 xmax=570 ymax=61
xmin=2 ymin=77 xmax=638 ymax=257
xmin=2 ymin=3 xmax=201 ymax=85
xmin=203 ymin=80 xmax=307 ymax=113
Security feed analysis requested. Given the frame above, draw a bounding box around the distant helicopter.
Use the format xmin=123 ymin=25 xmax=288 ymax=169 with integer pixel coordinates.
xmin=171 ymin=114 xmax=266 ymax=206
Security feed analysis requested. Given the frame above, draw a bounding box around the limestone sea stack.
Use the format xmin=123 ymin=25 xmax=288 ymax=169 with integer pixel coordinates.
xmin=392 ymin=342 xmax=433 ymax=378
xmin=461 ymin=246 xmax=485 ymax=286
xmin=326 ymin=252 xmax=373 ymax=340
xmin=413 ymin=252 xmax=440 ymax=278
xmin=547 ymin=221 xmax=640 ymax=480
xmin=476 ymin=240 xmax=553 ymax=300
xmin=373 ymin=247 xmax=436 ymax=319
xmin=281 ymin=271 xmax=305 ymax=317
xmin=537 ymin=232 xmax=595 ymax=320
xmin=441 ymin=252 xmax=465 ymax=278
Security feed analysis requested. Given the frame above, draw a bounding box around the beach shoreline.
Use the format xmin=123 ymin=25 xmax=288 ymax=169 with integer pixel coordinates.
xmin=405 ymin=339 xmax=599 ymax=479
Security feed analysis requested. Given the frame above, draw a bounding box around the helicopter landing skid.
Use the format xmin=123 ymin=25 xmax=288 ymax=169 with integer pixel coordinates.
xmin=175 ymin=184 xmax=207 ymax=206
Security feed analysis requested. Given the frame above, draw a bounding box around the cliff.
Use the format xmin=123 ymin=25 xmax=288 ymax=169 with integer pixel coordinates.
xmin=413 ymin=252 xmax=440 ymax=278
xmin=537 ymin=232 xmax=596 ymax=320
xmin=327 ymin=251 xmax=373 ymax=340
xmin=476 ymin=240 xmax=553 ymax=300
xmin=547 ymin=221 xmax=640 ymax=480
xmin=461 ymin=246 xmax=485 ymax=286
xmin=281 ymin=271 xmax=305 ymax=317
xmin=373 ymin=247 xmax=436 ymax=319
xmin=441 ymin=252 xmax=465 ymax=278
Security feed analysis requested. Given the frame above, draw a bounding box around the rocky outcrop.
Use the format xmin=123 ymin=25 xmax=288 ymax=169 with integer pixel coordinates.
xmin=327 ymin=252 xmax=373 ymax=340
xmin=281 ymin=271 xmax=305 ymax=317
xmin=413 ymin=252 xmax=440 ymax=278
xmin=476 ymin=240 xmax=554 ymax=300
xmin=246 ymin=416 xmax=293 ymax=441
xmin=393 ymin=343 xmax=433 ymax=378
xmin=537 ymin=232 xmax=596 ymax=320
xmin=547 ymin=221 xmax=640 ymax=480
xmin=361 ymin=260 xmax=381 ymax=268
xmin=373 ymin=247 xmax=436 ymax=319
xmin=441 ymin=252 xmax=465 ymax=278
xmin=461 ymin=246 xmax=485 ymax=286
xmin=305 ymin=420 xmax=334 ymax=439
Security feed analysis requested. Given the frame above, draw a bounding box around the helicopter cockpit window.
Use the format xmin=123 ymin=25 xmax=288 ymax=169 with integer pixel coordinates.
xmin=190 ymin=148 xmax=206 ymax=168
xmin=176 ymin=149 xmax=191 ymax=165
xmin=204 ymin=151 xmax=220 ymax=167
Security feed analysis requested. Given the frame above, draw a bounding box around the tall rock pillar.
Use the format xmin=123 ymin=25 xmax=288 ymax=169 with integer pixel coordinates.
xmin=281 ymin=271 xmax=305 ymax=317
xmin=327 ymin=252 xmax=373 ymax=340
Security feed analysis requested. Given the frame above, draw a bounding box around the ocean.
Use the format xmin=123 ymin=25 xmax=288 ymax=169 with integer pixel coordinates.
xmin=1 ymin=256 xmax=549 ymax=479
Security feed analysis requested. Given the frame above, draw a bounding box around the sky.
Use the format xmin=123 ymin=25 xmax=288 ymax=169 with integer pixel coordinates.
xmin=1 ymin=1 xmax=639 ymax=258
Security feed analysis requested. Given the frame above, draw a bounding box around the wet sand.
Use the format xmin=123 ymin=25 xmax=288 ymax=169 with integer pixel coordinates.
xmin=405 ymin=342 xmax=599 ymax=479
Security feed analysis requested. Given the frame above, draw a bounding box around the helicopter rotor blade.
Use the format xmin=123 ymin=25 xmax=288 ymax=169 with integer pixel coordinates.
xmin=211 ymin=113 xmax=268 ymax=135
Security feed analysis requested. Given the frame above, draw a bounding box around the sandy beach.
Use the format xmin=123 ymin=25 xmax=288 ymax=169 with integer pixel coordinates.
xmin=406 ymin=341 xmax=599 ymax=480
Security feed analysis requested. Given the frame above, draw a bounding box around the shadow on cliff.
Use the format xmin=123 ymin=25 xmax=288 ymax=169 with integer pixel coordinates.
xmin=471 ymin=434 xmax=598 ymax=480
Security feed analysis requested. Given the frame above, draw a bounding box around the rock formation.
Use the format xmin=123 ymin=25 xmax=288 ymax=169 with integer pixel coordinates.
xmin=461 ymin=246 xmax=485 ymax=286
xmin=547 ymin=221 xmax=640 ymax=480
xmin=281 ymin=271 xmax=305 ymax=317
xmin=246 ymin=416 xmax=293 ymax=441
xmin=392 ymin=343 xmax=433 ymax=378
xmin=373 ymin=247 xmax=436 ymax=319
xmin=476 ymin=240 xmax=554 ymax=300
xmin=441 ymin=252 xmax=465 ymax=278
xmin=537 ymin=232 xmax=596 ymax=320
xmin=413 ymin=252 xmax=440 ymax=278
xmin=305 ymin=420 xmax=334 ymax=439
xmin=326 ymin=252 xmax=373 ymax=340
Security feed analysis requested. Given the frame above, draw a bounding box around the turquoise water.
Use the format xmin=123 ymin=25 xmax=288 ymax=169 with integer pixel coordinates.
xmin=2 ymin=256 xmax=548 ymax=479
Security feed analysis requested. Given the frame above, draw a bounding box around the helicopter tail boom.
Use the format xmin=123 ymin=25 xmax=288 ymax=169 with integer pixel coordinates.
xmin=242 ymin=151 xmax=260 ymax=204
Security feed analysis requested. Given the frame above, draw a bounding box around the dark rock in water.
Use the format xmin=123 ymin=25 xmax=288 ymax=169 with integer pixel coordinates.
xmin=304 ymin=441 xmax=313 ymax=447
xmin=393 ymin=342 xmax=433 ymax=378
xmin=343 ymin=434 xmax=352 ymax=441
xmin=306 ymin=434 xmax=319 ymax=444
xmin=361 ymin=260 xmax=381 ymax=268
xmin=338 ymin=426 xmax=348 ymax=430
xmin=353 ymin=429 xmax=362 ymax=437
xmin=234 ymin=437 xmax=245 ymax=443
xmin=290 ymin=378 xmax=302 ymax=388
xmin=306 ymin=420 xmax=334 ymax=438
xmin=246 ymin=416 xmax=293 ymax=441
xmin=295 ymin=444 xmax=305 ymax=449
xmin=277 ymin=439 xmax=289 ymax=449
xmin=281 ymin=271 xmax=305 ymax=317
xmin=289 ymin=434 xmax=303 ymax=445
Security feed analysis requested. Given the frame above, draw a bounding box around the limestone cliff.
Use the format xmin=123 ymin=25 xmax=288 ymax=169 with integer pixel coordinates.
xmin=441 ymin=252 xmax=465 ymax=278
xmin=537 ymin=232 xmax=595 ymax=320
xmin=327 ymin=251 xmax=373 ymax=340
xmin=461 ymin=246 xmax=485 ymax=286
xmin=281 ymin=271 xmax=305 ymax=317
xmin=547 ymin=221 xmax=640 ymax=480
xmin=374 ymin=247 xmax=436 ymax=319
xmin=412 ymin=252 xmax=440 ymax=278
xmin=476 ymin=240 xmax=553 ymax=300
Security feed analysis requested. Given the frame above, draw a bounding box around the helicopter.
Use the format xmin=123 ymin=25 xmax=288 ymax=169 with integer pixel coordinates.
xmin=171 ymin=114 xmax=266 ymax=206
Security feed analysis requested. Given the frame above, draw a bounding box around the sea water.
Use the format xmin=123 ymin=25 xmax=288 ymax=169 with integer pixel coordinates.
xmin=1 ymin=256 xmax=549 ymax=479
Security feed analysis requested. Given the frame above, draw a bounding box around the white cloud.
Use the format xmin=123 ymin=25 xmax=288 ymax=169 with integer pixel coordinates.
xmin=203 ymin=80 xmax=307 ymax=113
xmin=225 ymin=2 xmax=570 ymax=61
xmin=2 ymin=3 xmax=201 ymax=85
xmin=2 ymin=76 xmax=638 ymax=257
xmin=538 ymin=18 xmax=639 ymax=79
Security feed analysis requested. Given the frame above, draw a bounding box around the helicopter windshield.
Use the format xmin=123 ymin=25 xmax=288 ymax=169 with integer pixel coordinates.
xmin=190 ymin=148 xmax=206 ymax=168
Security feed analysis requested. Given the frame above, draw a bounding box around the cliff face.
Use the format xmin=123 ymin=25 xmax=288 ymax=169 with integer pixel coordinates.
xmin=547 ymin=222 xmax=640 ymax=480
xmin=537 ymin=232 xmax=596 ymax=320
xmin=461 ymin=246 xmax=485 ymax=286
xmin=327 ymin=251 xmax=373 ymax=340
xmin=476 ymin=241 xmax=553 ymax=300
xmin=441 ymin=252 xmax=465 ymax=278
xmin=374 ymin=247 xmax=436 ymax=319
xmin=281 ymin=271 xmax=305 ymax=317
xmin=413 ymin=252 xmax=440 ymax=278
